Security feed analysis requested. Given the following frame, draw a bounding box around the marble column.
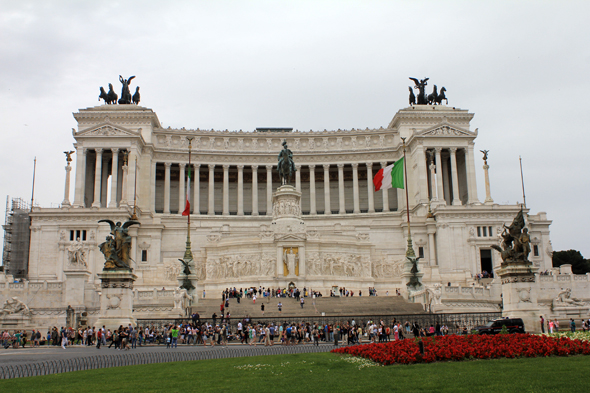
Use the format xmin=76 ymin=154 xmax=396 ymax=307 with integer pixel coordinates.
xmin=417 ymin=145 xmax=429 ymax=204
xmin=449 ymin=148 xmax=461 ymax=205
xmin=266 ymin=165 xmax=273 ymax=214
xmin=151 ymin=161 xmax=157 ymax=212
xmin=222 ymin=165 xmax=229 ymax=215
xmin=484 ymin=160 xmax=494 ymax=204
xmin=237 ymin=165 xmax=244 ymax=216
xmin=323 ymin=164 xmax=331 ymax=214
xmin=92 ymin=148 xmax=103 ymax=208
xmin=309 ymin=164 xmax=316 ymax=215
xmin=193 ymin=164 xmax=200 ymax=215
xmin=465 ymin=144 xmax=479 ymax=204
xmin=208 ymin=164 xmax=215 ymax=215
xmin=72 ymin=146 xmax=87 ymax=208
xmin=380 ymin=161 xmax=389 ymax=212
xmin=352 ymin=163 xmax=360 ymax=214
xmin=108 ymin=148 xmax=119 ymax=207
xmin=62 ymin=161 xmax=72 ymax=207
xmin=428 ymin=231 xmax=437 ymax=266
xmin=295 ymin=164 xmax=301 ymax=192
xmin=366 ymin=163 xmax=375 ymax=213
xmin=435 ymin=148 xmax=445 ymax=205
xmin=120 ymin=159 xmax=128 ymax=207
xmin=429 ymin=153 xmax=437 ymax=201
xmin=178 ymin=163 xmax=186 ymax=215
xmin=337 ymin=164 xmax=345 ymax=214
xmin=163 ymin=162 xmax=171 ymax=214
xmin=251 ymin=165 xmax=259 ymax=216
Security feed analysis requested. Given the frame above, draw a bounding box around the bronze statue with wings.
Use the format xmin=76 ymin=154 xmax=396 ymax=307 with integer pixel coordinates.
xmin=64 ymin=151 xmax=75 ymax=163
xmin=409 ymin=77 xmax=429 ymax=105
xmin=98 ymin=219 xmax=140 ymax=270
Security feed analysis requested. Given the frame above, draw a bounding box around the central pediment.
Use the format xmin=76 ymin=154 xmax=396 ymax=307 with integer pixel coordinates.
xmin=75 ymin=123 xmax=140 ymax=138
xmin=416 ymin=122 xmax=477 ymax=137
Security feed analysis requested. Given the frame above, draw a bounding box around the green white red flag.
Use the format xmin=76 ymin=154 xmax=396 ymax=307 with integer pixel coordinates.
xmin=373 ymin=157 xmax=404 ymax=191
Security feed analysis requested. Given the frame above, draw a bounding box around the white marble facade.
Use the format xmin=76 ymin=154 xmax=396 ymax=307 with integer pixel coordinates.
xmin=1 ymin=103 xmax=567 ymax=327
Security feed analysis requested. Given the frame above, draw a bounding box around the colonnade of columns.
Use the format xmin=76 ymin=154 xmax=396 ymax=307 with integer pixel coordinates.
xmin=72 ymin=147 xmax=129 ymax=208
xmin=70 ymin=145 xmax=478 ymax=212
xmin=153 ymin=162 xmax=398 ymax=216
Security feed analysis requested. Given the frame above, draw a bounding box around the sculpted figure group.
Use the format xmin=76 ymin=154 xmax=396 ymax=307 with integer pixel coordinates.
xmin=408 ymin=77 xmax=448 ymax=105
xmin=205 ymin=254 xmax=276 ymax=280
xmin=98 ymin=219 xmax=140 ymax=271
xmin=99 ymin=75 xmax=140 ymax=105
xmin=0 ymin=297 xmax=31 ymax=317
xmin=491 ymin=209 xmax=531 ymax=264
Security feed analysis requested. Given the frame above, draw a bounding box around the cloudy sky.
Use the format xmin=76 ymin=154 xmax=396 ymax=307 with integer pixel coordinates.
xmin=1 ymin=1 xmax=589 ymax=258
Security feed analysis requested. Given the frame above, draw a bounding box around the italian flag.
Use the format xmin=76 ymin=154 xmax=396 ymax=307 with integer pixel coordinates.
xmin=373 ymin=157 xmax=404 ymax=191
xmin=182 ymin=165 xmax=191 ymax=216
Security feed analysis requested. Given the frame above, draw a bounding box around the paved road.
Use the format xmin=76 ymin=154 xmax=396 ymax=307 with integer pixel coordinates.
xmin=0 ymin=342 xmax=336 ymax=366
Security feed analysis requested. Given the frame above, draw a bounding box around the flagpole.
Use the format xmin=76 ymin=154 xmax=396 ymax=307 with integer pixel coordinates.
xmin=184 ymin=138 xmax=194 ymax=261
xmin=519 ymin=156 xmax=526 ymax=209
xmin=401 ymin=137 xmax=415 ymax=258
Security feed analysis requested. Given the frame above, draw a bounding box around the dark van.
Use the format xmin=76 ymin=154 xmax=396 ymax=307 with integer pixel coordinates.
xmin=474 ymin=318 xmax=526 ymax=334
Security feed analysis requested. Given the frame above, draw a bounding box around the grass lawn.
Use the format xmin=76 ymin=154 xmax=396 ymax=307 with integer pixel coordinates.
xmin=1 ymin=352 xmax=588 ymax=392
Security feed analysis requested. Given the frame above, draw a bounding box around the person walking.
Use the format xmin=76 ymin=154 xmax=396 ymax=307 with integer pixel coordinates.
xmin=300 ymin=297 xmax=304 ymax=309
xmin=261 ymin=303 xmax=265 ymax=315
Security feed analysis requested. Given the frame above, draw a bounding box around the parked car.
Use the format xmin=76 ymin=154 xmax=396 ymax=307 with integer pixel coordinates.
xmin=474 ymin=318 xmax=525 ymax=334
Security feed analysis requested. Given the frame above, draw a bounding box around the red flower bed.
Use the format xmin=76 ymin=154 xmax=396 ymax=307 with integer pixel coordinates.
xmin=331 ymin=334 xmax=590 ymax=365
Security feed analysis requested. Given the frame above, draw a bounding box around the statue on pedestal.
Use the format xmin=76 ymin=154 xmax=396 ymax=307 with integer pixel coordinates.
xmin=98 ymin=219 xmax=140 ymax=271
xmin=409 ymin=77 xmax=429 ymax=105
xmin=67 ymin=238 xmax=87 ymax=267
xmin=491 ymin=209 xmax=531 ymax=264
xmin=277 ymin=140 xmax=296 ymax=185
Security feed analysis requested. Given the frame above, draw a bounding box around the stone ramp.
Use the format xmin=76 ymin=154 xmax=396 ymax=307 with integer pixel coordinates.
xmin=190 ymin=295 xmax=425 ymax=318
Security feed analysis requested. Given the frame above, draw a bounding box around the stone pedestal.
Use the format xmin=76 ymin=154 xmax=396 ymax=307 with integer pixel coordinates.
xmin=498 ymin=263 xmax=540 ymax=333
xmin=95 ymin=271 xmax=137 ymax=330
xmin=64 ymin=269 xmax=91 ymax=307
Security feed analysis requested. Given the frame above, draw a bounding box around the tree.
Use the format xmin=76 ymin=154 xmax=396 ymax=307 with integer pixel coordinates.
xmin=552 ymin=250 xmax=590 ymax=274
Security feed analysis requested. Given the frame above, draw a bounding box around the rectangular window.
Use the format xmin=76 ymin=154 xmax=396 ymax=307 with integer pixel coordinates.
xmin=70 ymin=230 xmax=75 ymax=241
xmin=141 ymin=250 xmax=148 ymax=262
xmin=418 ymin=247 xmax=424 ymax=259
xmin=533 ymin=245 xmax=539 ymax=257
xmin=483 ymin=227 xmax=487 ymax=237
xmin=76 ymin=230 xmax=81 ymax=241
xmin=489 ymin=226 xmax=493 ymax=237
xmin=82 ymin=230 xmax=87 ymax=241
xmin=477 ymin=227 xmax=481 ymax=237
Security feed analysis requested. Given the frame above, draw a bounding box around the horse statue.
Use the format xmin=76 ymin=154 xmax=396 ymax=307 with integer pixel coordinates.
xmin=132 ymin=86 xmax=141 ymax=105
xmin=277 ymin=140 xmax=296 ymax=185
xmin=408 ymin=86 xmax=416 ymax=105
xmin=99 ymin=87 xmax=109 ymax=104
xmin=106 ymin=83 xmax=118 ymax=104
xmin=427 ymin=85 xmax=438 ymax=105
xmin=409 ymin=77 xmax=429 ymax=105
xmin=435 ymin=87 xmax=448 ymax=105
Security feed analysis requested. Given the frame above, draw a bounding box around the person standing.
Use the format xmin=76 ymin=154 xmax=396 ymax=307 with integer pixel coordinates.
xmin=261 ymin=303 xmax=265 ymax=315
xmin=278 ymin=302 xmax=282 ymax=314
xmin=570 ymin=318 xmax=576 ymax=332
xmin=300 ymin=297 xmax=304 ymax=309
xmin=61 ymin=327 xmax=68 ymax=349
xmin=540 ymin=316 xmax=545 ymax=334
xmin=171 ymin=325 xmax=179 ymax=348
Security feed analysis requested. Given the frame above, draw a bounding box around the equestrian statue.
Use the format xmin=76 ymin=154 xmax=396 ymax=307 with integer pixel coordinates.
xmin=277 ymin=140 xmax=296 ymax=186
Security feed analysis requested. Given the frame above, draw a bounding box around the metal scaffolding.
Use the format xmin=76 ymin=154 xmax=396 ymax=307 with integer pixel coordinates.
xmin=2 ymin=196 xmax=31 ymax=279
